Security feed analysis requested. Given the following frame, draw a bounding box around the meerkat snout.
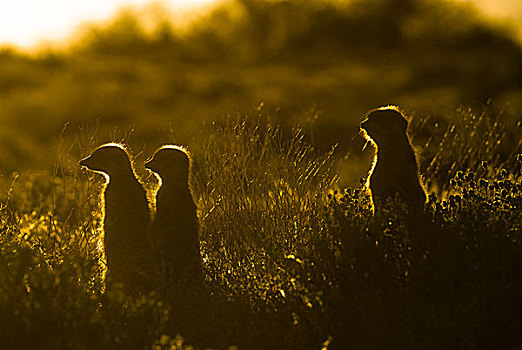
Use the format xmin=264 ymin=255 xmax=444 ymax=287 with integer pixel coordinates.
xmin=360 ymin=108 xmax=409 ymax=147
xmin=80 ymin=144 xmax=131 ymax=176
xmin=145 ymin=146 xmax=190 ymax=183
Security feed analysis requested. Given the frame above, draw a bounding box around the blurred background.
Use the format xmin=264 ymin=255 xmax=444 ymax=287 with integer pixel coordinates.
xmin=0 ymin=0 xmax=521 ymax=185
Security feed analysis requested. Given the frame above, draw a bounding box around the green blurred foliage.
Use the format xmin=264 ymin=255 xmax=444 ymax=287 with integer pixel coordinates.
xmin=0 ymin=0 xmax=521 ymax=180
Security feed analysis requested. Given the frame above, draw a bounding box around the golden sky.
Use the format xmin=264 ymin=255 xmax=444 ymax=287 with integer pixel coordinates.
xmin=0 ymin=0 xmax=520 ymax=48
xmin=456 ymin=0 xmax=522 ymax=37
xmin=0 ymin=0 xmax=217 ymax=48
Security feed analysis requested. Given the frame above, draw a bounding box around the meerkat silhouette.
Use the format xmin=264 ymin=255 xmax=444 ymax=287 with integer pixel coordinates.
xmin=145 ymin=145 xmax=204 ymax=294
xmin=360 ymin=106 xmax=426 ymax=211
xmin=80 ymin=143 xmax=155 ymax=295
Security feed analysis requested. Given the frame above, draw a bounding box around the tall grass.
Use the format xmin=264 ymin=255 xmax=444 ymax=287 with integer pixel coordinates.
xmin=410 ymin=105 xmax=522 ymax=194
xmin=0 ymin=109 xmax=521 ymax=349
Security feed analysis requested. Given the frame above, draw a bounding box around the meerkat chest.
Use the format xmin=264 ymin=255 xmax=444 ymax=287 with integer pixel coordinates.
xmin=370 ymin=153 xmax=426 ymax=207
xmin=370 ymin=158 xmax=414 ymax=193
xmin=371 ymin=159 xmax=407 ymax=181
xmin=103 ymin=189 xmax=149 ymax=238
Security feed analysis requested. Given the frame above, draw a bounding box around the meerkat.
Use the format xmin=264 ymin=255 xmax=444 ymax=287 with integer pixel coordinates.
xmin=147 ymin=146 xmax=245 ymax=349
xmin=80 ymin=143 xmax=155 ymax=295
xmin=145 ymin=145 xmax=204 ymax=295
xmin=360 ymin=106 xmax=426 ymax=211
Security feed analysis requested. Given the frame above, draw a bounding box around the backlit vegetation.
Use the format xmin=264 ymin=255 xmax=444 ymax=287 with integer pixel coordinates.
xmin=1 ymin=108 xmax=521 ymax=349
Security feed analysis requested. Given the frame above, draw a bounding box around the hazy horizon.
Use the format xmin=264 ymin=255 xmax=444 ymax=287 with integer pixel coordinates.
xmin=0 ymin=0 xmax=218 ymax=48
xmin=1 ymin=0 xmax=521 ymax=49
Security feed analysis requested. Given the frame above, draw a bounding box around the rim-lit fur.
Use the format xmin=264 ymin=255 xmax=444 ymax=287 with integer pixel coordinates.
xmin=80 ymin=142 xmax=155 ymax=295
xmin=146 ymin=144 xmax=204 ymax=297
xmin=360 ymin=106 xmax=426 ymax=211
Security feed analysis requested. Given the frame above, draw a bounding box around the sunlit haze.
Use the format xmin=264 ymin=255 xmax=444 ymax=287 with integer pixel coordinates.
xmin=456 ymin=0 xmax=522 ymax=41
xmin=0 ymin=0 xmax=218 ymax=48
xmin=1 ymin=0 xmax=522 ymax=48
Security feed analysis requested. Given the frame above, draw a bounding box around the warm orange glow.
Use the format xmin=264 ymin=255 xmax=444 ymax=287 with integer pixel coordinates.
xmin=453 ymin=0 xmax=522 ymax=41
xmin=0 ymin=0 xmax=218 ymax=48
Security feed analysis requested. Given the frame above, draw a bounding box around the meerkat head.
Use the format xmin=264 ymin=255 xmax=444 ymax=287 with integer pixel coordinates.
xmin=80 ymin=143 xmax=133 ymax=178
xmin=145 ymin=145 xmax=191 ymax=184
xmin=360 ymin=106 xmax=409 ymax=147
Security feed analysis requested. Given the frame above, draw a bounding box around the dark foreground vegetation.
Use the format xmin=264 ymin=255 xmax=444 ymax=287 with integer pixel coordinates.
xmin=0 ymin=108 xmax=521 ymax=349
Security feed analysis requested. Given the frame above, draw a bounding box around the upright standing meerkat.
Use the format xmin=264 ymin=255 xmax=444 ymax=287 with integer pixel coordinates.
xmin=80 ymin=143 xmax=155 ymax=295
xmin=360 ymin=106 xmax=426 ymax=211
xmin=145 ymin=145 xmax=204 ymax=295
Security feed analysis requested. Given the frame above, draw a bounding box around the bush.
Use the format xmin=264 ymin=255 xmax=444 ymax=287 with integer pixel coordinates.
xmin=0 ymin=112 xmax=521 ymax=349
